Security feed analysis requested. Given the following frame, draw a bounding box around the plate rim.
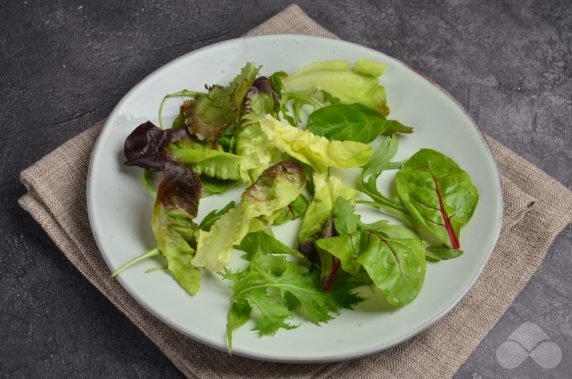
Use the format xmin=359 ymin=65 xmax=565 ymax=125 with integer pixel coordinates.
xmin=86 ymin=34 xmax=504 ymax=363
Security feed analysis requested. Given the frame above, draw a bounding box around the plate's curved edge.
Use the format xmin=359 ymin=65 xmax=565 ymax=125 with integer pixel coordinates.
xmin=86 ymin=34 xmax=504 ymax=363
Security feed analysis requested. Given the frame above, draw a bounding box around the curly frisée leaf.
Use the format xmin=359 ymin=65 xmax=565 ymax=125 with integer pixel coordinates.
xmin=192 ymin=161 xmax=306 ymax=272
xmin=223 ymin=252 xmax=342 ymax=349
xmin=258 ymin=115 xmax=372 ymax=172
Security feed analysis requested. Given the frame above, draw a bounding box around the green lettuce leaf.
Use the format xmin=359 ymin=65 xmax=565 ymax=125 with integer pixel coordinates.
xmin=168 ymin=139 xmax=242 ymax=181
xmin=235 ymin=122 xmax=285 ymax=183
xmin=192 ymin=161 xmax=306 ymax=272
xmin=258 ymin=115 xmax=372 ymax=172
xmin=151 ymin=163 xmax=202 ymax=295
xmin=282 ymin=59 xmax=389 ymax=115
xmin=298 ymin=173 xmax=360 ymax=254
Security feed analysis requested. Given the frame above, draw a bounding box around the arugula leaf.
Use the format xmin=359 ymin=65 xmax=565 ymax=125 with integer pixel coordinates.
xmin=198 ymin=201 xmax=235 ymax=231
xmin=226 ymin=299 xmax=252 ymax=352
xmin=243 ymin=76 xmax=279 ymax=116
xmin=383 ymin=120 xmax=414 ymax=135
xmin=259 ymin=115 xmax=372 ymax=172
xmin=158 ymin=90 xmax=202 ymax=130
xmin=223 ymin=252 xmax=345 ymax=349
xmin=307 ymin=103 xmax=412 ymax=143
xmin=395 ymin=149 xmax=479 ymax=249
xmin=269 ymin=71 xmax=288 ymax=93
xmin=271 ymin=194 xmax=310 ymax=225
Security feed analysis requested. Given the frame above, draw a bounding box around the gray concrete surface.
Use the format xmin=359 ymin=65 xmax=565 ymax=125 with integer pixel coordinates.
xmin=1 ymin=0 xmax=570 ymax=377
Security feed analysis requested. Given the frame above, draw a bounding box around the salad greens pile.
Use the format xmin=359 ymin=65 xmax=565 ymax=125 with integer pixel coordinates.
xmin=117 ymin=59 xmax=479 ymax=350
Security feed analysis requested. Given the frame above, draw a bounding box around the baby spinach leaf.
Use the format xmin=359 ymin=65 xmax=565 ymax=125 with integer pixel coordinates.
xmin=425 ymin=245 xmax=464 ymax=261
xmin=236 ymin=229 xmax=307 ymax=261
xmin=357 ymin=232 xmax=426 ymax=306
xmin=307 ymin=103 xmax=410 ymax=143
xmin=316 ymin=230 xmax=426 ymax=306
xmin=315 ymin=232 xmax=363 ymax=276
xmin=332 ymin=197 xmax=361 ymax=235
xmin=395 ymin=149 xmax=479 ymax=249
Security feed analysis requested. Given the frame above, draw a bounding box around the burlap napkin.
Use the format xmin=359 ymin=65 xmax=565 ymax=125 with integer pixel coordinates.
xmin=19 ymin=5 xmax=572 ymax=378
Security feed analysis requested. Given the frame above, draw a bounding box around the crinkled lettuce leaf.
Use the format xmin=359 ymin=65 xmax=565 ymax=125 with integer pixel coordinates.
xmin=282 ymin=59 xmax=389 ymax=115
xmin=168 ymin=139 xmax=242 ymax=181
xmin=235 ymin=77 xmax=284 ymax=183
xmin=124 ymin=121 xmax=190 ymax=171
xmin=235 ymin=122 xmax=285 ymax=183
xmin=258 ymin=115 xmax=372 ymax=172
xmin=151 ymin=162 xmax=202 ymax=295
xmin=192 ymin=161 xmax=306 ymax=272
xmin=184 ymin=63 xmax=259 ymax=142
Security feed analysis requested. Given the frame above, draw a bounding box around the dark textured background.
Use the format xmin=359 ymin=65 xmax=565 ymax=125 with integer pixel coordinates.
xmin=1 ymin=1 xmax=570 ymax=377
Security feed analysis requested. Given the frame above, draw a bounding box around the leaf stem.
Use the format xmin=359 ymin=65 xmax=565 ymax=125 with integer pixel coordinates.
xmin=110 ymin=248 xmax=161 ymax=278
xmin=356 ymin=200 xmax=412 ymax=226
xmin=158 ymin=89 xmax=201 ymax=129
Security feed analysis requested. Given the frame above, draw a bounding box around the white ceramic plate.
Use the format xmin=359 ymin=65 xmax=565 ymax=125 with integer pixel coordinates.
xmin=87 ymin=35 xmax=503 ymax=362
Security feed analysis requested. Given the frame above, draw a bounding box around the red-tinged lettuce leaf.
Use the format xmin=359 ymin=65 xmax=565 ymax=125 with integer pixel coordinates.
xmin=243 ymin=76 xmax=280 ymax=116
xmin=395 ymin=149 xmax=479 ymax=249
xmin=192 ymin=160 xmax=306 ymax=272
xmin=184 ymin=63 xmax=259 ymax=142
xmin=124 ymin=121 xmax=190 ymax=171
xmin=151 ymin=162 xmax=203 ymax=295
xmin=155 ymin=162 xmax=202 ymax=216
